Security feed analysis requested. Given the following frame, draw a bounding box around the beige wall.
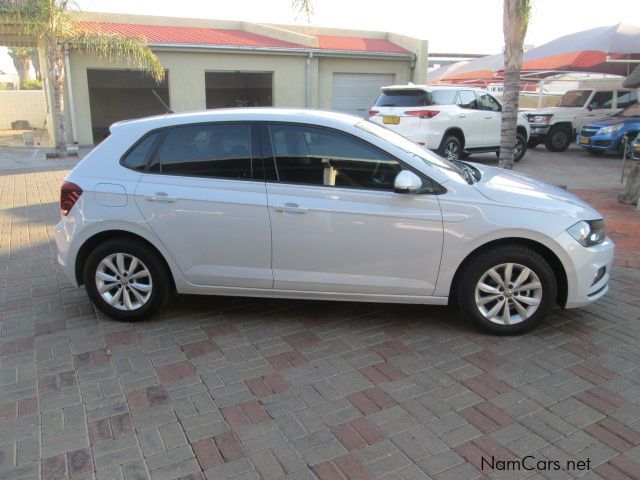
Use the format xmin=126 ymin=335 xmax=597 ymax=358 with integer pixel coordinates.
xmin=317 ymin=57 xmax=409 ymax=110
xmin=69 ymin=49 xmax=310 ymax=145
xmin=0 ymin=90 xmax=47 ymax=130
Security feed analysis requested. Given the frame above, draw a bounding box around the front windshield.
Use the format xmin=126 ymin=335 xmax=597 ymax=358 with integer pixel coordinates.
xmin=557 ymin=90 xmax=592 ymax=108
xmin=355 ymin=120 xmax=463 ymax=179
xmin=618 ymin=102 xmax=640 ymax=117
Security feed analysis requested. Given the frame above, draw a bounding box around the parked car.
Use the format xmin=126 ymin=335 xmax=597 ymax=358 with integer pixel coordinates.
xmin=633 ymin=133 xmax=640 ymax=160
xmin=576 ymin=102 xmax=640 ymax=157
xmin=525 ymin=87 xmax=637 ymax=152
xmin=368 ymin=85 xmax=530 ymax=162
xmin=56 ymin=108 xmax=613 ymax=335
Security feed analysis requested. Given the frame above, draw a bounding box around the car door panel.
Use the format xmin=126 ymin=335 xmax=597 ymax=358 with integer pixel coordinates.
xmin=263 ymin=123 xmax=444 ymax=296
xmin=134 ymin=123 xmax=273 ymax=288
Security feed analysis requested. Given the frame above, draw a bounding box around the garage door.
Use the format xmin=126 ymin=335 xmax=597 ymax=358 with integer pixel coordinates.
xmin=332 ymin=73 xmax=395 ymax=118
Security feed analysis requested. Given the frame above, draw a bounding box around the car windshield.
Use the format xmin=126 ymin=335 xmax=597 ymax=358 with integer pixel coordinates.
xmin=374 ymin=89 xmax=457 ymax=107
xmin=617 ymin=102 xmax=640 ymax=117
xmin=557 ymin=90 xmax=592 ymax=108
xmin=355 ymin=120 xmax=465 ymax=181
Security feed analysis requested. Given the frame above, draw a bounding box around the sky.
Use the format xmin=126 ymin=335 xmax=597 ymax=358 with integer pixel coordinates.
xmin=1 ymin=0 xmax=639 ymax=75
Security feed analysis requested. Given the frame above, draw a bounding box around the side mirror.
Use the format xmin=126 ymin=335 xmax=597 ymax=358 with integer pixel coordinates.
xmin=394 ymin=170 xmax=422 ymax=194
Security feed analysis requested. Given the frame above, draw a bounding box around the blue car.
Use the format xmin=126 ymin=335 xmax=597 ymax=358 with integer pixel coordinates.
xmin=577 ymin=102 xmax=640 ymax=157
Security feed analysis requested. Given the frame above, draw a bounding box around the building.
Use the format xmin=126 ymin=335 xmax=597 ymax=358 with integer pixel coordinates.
xmin=1 ymin=12 xmax=428 ymax=146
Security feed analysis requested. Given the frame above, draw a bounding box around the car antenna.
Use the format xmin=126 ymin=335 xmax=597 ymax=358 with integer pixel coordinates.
xmin=152 ymin=89 xmax=174 ymax=114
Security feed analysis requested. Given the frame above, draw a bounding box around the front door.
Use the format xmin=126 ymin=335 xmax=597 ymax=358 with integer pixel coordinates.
xmin=134 ymin=122 xmax=273 ymax=288
xmin=477 ymin=92 xmax=503 ymax=147
xmin=263 ymin=123 xmax=444 ymax=296
xmin=582 ymin=91 xmax=615 ymax=129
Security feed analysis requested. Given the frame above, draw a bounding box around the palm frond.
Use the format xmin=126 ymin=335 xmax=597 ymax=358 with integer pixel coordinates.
xmin=291 ymin=0 xmax=314 ymax=22
xmin=69 ymin=31 xmax=165 ymax=83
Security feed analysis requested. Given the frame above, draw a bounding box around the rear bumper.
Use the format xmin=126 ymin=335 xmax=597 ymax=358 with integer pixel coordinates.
xmin=55 ymin=220 xmax=79 ymax=287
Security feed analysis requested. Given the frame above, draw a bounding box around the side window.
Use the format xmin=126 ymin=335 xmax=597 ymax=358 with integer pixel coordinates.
xmin=617 ymin=90 xmax=638 ymax=109
xmin=477 ymin=93 xmax=502 ymax=112
xmin=268 ymin=124 xmax=402 ymax=191
xmin=156 ymin=123 xmax=252 ymax=179
xmin=457 ymin=90 xmax=478 ymax=109
xmin=430 ymin=90 xmax=457 ymax=105
xmin=589 ymin=91 xmax=614 ymax=109
xmin=121 ymin=132 xmax=160 ymax=171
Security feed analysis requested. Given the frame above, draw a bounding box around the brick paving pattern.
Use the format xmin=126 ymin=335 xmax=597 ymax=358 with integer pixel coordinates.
xmin=1 ymin=156 xmax=639 ymax=479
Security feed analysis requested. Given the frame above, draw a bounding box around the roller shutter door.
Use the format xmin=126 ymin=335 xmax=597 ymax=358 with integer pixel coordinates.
xmin=332 ymin=73 xmax=395 ymax=117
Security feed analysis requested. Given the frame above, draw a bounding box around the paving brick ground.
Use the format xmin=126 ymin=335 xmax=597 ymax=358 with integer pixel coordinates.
xmin=0 ymin=147 xmax=639 ymax=480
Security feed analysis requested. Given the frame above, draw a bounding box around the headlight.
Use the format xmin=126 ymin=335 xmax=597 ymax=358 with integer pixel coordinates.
xmin=528 ymin=114 xmax=552 ymax=124
xmin=567 ymin=220 xmax=606 ymax=247
xmin=598 ymin=124 xmax=623 ymax=136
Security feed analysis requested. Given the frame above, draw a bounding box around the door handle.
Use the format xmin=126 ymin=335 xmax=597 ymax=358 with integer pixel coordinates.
xmin=145 ymin=192 xmax=177 ymax=203
xmin=485 ymin=115 xmax=493 ymax=119
xmin=273 ymin=202 xmax=308 ymax=214
xmin=458 ymin=114 xmax=466 ymax=118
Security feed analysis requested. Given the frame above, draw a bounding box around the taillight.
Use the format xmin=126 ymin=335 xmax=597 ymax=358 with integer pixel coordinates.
xmin=405 ymin=110 xmax=439 ymax=119
xmin=60 ymin=181 xmax=83 ymax=216
xmin=369 ymin=109 xmax=380 ymax=116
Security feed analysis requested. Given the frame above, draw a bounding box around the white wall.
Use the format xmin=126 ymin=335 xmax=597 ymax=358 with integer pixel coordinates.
xmin=0 ymin=90 xmax=47 ymax=130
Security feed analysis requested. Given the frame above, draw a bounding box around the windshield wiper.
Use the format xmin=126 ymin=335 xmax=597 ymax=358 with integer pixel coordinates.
xmin=451 ymin=160 xmax=480 ymax=184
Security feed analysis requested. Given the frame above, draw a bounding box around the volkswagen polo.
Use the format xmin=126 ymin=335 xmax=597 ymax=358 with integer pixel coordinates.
xmin=55 ymin=109 xmax=614 ymax=334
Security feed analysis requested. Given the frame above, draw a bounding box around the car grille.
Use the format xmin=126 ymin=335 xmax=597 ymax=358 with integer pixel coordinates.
xmin=580 ymin=129 xmax=598 ymax=138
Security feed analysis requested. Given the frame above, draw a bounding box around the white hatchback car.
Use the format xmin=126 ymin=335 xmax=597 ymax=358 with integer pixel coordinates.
xmin=369 ymin=85 xmax=530 ymax=162
xmin=56 ymin=109 xmax=613 ymax=334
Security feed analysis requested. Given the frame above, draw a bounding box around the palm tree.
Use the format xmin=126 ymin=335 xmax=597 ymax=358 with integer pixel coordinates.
xmin=498 ymin=0 xmax=531 ymax=170
xmin=0 ymin=0 xmax=164 ymax=155
xmin=7 ymin=46 xmax=31 ymax=84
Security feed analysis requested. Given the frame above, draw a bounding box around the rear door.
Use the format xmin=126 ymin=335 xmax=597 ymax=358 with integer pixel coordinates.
xmin=134 ymin=122 xmax=273 ymax=288
xmin=332 ymin=73 xmax=395 ymax=117
xmin=455 ymin=90 xmax=484 ymax=147
xmin=477 ymin=92 xmax=503 ymax=147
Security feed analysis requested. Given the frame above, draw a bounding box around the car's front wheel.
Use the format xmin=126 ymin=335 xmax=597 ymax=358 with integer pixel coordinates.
xmin=83 ymin=238 xmax=170 ymax=321
xmin=545 ymin=125 xmax=572 ymax=152
xmin=456 ymin=245 xmax=557 ymax=335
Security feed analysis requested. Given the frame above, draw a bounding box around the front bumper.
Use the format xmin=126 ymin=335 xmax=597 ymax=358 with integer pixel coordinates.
xmin=576 ymin=133 xmax=622 ymax=152
xmin=555 ymin=231 xmax=615 ymax=309
xmin=528 ymin=124 xmax=551 ymax=138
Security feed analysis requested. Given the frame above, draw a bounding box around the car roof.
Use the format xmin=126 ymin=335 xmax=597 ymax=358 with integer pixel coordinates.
xmin=110 ymin=108 xmax=364 ymax=133
xmin=380 ymin=84 xmax=482 ymax=92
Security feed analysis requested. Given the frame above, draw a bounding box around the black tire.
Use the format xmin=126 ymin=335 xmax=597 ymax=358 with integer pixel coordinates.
xmin=494 ymin=133 xmax=527 ymax=163
xmin=544 ymin=125 xmax=572 ymax=152
xmin=514 ymin=133 xmax=527 ymax=162
xmin=527 ymin=138 xmax=540 ymax=148
xmin=456 ymin=245 xmax=557 ymax=335
xmin=83 ymin=238 xmax=171 ymax=321
xmin=587 ymin=148 xmax=605 ymax=156
xmin=438 ymin=136 xmax=463 ymax=160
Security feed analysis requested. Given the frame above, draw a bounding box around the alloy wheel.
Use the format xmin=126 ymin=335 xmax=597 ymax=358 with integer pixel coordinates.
xmin=444 ymin=141 xmax=460 ymax=160
xmin=474 ymin=262 xmax=542 ymax=325
xmin=95 ymin=253 xmax=153 ymax=311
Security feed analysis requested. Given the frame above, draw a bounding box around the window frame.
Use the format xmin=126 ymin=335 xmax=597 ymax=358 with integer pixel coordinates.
xmin=122 ymin=122 xmax=266 ymax=182
xmin=476 ymin=92 xmax=502 ymax=112
xmin=615 ymin=90 xmax=638 ymax=110
xmin=588 ymin=91 xmax=614 ymax=110
xmin=456 ymin=90 xmax=479 ymax=110
xmin=259 ymin=121 xmax=442 ymax=194
xmin=119 ymin=129 xmax=166 ymax=172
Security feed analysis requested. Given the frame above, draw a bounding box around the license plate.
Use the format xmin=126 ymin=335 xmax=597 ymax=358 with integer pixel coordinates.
xmin=634 ymin=145 xmax=640 ymax=153
xmin=579 ymin=137 xmax=590 ymax=144
xmin=383 ymin=116 xmax=400 ymax=125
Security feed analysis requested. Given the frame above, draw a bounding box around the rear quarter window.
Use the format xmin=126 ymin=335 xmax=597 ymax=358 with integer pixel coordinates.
xmin=121 ymin=132 xmax=161 ymax=171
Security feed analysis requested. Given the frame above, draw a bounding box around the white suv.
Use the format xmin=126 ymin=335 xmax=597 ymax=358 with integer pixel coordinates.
xmin=56 ymin=108 xmax=613 ymax=335
xmin=369 ymin=85 xmax=531 ymax=162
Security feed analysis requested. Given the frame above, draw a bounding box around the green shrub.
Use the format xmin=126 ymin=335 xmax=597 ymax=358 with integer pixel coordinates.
xmin=20 ymin=79 xmax=42 ymax=90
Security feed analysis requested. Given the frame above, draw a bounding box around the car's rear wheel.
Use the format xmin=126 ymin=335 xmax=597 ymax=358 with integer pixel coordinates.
xmin=456 ymin=245 xmax=557 ymax=335
xmin=494 ymin=133 xmax=527 ymax=163
xmin=83 ymin=238 xmax=170 ymax=321
xmin=439 ymin=136 xmax=463 ymax=160
xmin=545 ymin=126 xmax=572 ymax=152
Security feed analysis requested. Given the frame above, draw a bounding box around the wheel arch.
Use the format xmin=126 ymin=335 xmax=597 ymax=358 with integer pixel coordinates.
xmin=439 ymin=127 xmax=466 ymax=150
xmin=516 ymin=125 xmax=528 ymax=140
xmin=75 ymin=229 xmax=176 ymax=290
xmin=449 ymin=237 xmax=568 ymax=308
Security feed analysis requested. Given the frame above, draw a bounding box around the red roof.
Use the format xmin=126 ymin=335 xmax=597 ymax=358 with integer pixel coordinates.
xmin=317 ymin=35 xmax=408 ymax=54
xmin=79 ymin=22 xmax=409 ymax=54
xmin=80 ymin=22 xmax=303 ymax=49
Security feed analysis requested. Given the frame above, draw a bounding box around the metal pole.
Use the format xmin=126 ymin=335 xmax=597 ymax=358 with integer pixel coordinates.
xmin=621 ymin=136 xmax=628 ymax=184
